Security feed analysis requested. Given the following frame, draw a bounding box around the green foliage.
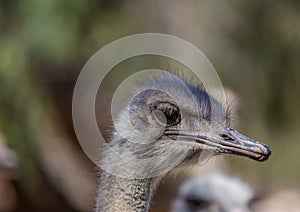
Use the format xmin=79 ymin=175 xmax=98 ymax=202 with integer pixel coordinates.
xmin=0 ymin=0 xmax=125 ymax=195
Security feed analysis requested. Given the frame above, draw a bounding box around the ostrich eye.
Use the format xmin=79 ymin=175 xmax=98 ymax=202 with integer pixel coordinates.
xmin=185 ymin=197 xmax=209 ymax=209
xmin=152 ymin=102 xmax=181 ymax=126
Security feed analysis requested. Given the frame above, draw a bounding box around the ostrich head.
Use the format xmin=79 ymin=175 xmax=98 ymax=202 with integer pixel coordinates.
xmin=173 ymin=173 xmax=254 ymax=212
xmin=101 ymin=72 xmax=271 ymax=179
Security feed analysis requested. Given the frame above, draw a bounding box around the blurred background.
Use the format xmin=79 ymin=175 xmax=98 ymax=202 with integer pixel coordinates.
xmin=1 ymin=0 xmax=300 ymax=211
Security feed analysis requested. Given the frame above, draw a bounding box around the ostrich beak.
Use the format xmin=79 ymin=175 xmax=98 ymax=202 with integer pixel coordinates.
xmin=165 ymin=128 xmax=272 ymax=162
xmin=215 ymin=128 xmax=271 ymax=161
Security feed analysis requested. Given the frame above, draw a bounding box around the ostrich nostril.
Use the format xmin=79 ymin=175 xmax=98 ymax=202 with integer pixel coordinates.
xmin=221 ymin=134 xmax=234 ymax=141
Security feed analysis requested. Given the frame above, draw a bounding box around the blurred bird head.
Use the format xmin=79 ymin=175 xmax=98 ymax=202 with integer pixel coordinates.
xmin=173 ymin=173 xmax=254 ymax=212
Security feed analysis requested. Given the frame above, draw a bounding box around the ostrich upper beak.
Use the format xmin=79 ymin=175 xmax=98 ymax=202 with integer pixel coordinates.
xmin=165 ymin=128 xmax=272 ymax=162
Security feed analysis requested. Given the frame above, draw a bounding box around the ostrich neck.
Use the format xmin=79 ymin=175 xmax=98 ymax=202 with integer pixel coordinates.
xmin=96 ymin=171 xmax=154 ymax=212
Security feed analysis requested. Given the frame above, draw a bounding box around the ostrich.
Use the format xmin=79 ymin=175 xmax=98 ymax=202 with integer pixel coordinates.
xmin=172 ymin=172 xmax=254 ymax=212
xmin=95 ymin=72 xmax=271 ymax=212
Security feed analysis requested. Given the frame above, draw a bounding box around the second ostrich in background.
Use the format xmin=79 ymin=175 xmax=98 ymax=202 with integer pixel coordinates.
xmin=96 ymin=72 xmax=271 ymax=212
xmin=173 ymin=173 xmax=254 ymax=212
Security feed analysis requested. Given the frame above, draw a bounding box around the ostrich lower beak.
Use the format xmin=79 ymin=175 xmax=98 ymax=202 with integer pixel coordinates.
xmin=165 ymin=128 xmax=272 ymax=162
